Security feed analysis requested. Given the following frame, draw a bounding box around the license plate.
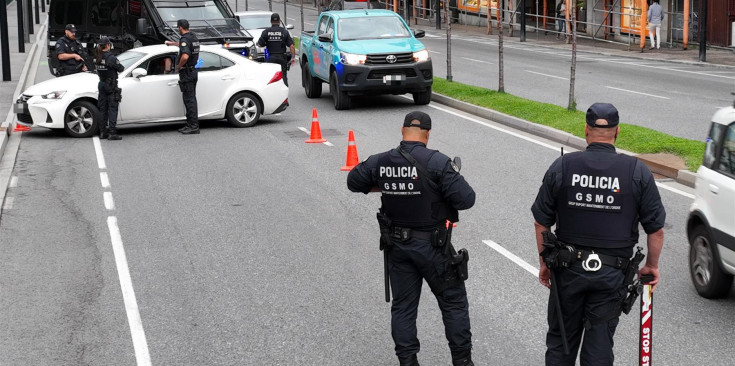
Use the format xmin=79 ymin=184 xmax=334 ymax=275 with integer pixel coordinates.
xmin=383 ymin=74 xmax=405 ymax=84
xmin=13 ymin=103 xmax=28 ymax=114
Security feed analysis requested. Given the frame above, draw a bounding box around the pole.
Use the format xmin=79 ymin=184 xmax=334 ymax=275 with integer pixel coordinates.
xmin=435 ymin=0 xmax=440 ymax=29
xmin=520 ymin=0 xmax=526 ymax=41
xmin=0 ymin=0 xmax=11 ymax=81
xmin=699 ymin=0 xmax=707 ymax=62
xmin=268 ymin=0 xmax=272 ymax=11
xmin=300 ymin=0 xmax=304 ymax=32
xmin=445 ymin=0 xmax=451 ymax=81
xmin=26 ymin=0 xmax=33 ymax=34
xmin=284 ymin=0 xmax=287 ymax=26
xmin=17 ymin=0 xmax=25 ymax=53
xmin=41 ymin=0 xmax=45 ymax=13
xmin=246 ymin=0 xmax=249 ymax=11
xmin=683 ymin=0 xmax=689 ymax=49
xmin=34 ymin=0 xmax=39 ymax=24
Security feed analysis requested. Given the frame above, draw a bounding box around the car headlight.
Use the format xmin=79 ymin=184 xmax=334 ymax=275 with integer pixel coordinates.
xmin=41 ymin=91 xmax=66 ymax=99
xmin=249 ymin=44 xmax=258 ymax=60
xmin=413 ymin=50 xmax=429 ymax=62
xmin=340 ymin=52 xmax=366 ymax=65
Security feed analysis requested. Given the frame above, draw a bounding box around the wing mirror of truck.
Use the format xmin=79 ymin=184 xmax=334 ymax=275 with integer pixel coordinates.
xmin=136 ymin=18 xmax=150 ymax=36
xmin=413 ymin=29 xmax=425 ymax=38
xmin=318 ymin=33 xmax=333 ymax=42
xmin=132 ymin=68 xmax=148 ymax=79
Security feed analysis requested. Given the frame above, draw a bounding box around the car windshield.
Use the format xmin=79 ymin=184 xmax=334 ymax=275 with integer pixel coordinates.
xmin=239 ymin=14 xmax=272 ymax=29
xmin=338 ymin=16 xmax=411 ymax=41
xmin=155 ymin=1 xmax=227 ymax=22
xmin=117 ymin=51 xmax=146 ymax=69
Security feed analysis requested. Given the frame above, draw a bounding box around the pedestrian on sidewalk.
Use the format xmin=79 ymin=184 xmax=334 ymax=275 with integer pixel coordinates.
xmin=648 ymin=0 xmax=664 ymax=50
xmin=555 ymin=0 xmax=567 ymax=41
xmin=95 ymin=37 xmax=124 ymax=140
xmin=55 ymin=24 xmax=88 ymax=76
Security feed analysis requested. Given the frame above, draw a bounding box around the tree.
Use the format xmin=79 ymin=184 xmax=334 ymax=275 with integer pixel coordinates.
xmin=498 ymin=4 xmax=504 ymax=93
xmin=567 ymin=0 xmax=577 ymax=110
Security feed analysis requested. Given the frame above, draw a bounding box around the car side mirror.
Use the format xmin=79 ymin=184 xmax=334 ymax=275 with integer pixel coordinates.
xmin=136 ymin=18 xmax=150 ymax=36
xmin=414 ymin=29 xmax=425 ymax=38
xmin=286 ymin=24 xmax=294 ymax=30
xmin=318 ymin=33 xmax=333 ymax=42
xmin=452 ymin=157 xmax=462 ymax=172
xmin=132 ymin=68 xmax=148 ymax=78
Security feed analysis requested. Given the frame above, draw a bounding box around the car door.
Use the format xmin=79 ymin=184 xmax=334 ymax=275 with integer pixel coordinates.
xmin=313 ymin=16 xmax=334 ymax=80
xmin=195 ymin=51 xmax=235 ymax=118
xmin=119 ymin=57 xmax=184 ymax=122
xmin=711 ymin=122 xmax=735 ymax=267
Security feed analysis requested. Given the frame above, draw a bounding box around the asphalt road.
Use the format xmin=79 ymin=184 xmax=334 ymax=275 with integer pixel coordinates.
xmin=1 ymin=3 xmax=734 ymax=365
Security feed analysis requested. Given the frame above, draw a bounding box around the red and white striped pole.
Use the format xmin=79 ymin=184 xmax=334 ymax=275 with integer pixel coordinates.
xmin=639 ymin=275 xmax=654 ymax=366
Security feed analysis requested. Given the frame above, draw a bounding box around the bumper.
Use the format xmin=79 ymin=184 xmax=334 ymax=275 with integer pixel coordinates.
xmin=14 ymin=95 xmax=67 ymax=129
xmin=273 ymin=98 xmax=289 ymax=114
xmin=338 ymin=60 xmax=433 ymax=95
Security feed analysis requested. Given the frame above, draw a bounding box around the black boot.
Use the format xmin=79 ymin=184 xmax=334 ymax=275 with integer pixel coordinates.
xmin=398 ymin=354 xmax=420 ymax=366
xmin=177 ymin=125 xmax=189 ymax=132
xmin=179 ymin=125 xmax=200 ymax=134
xmin=99 ymin=125 xmax=109 ymax=139
xmin=452 ymin=357 xmax=474 ymax=366
xmin=108 ymin=128 xmax=122 ymax=140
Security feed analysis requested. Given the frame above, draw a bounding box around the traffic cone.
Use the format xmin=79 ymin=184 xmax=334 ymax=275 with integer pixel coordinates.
xmin=341 ymin=130 xmax=359 ymax=171
xmin=305 ymin=108 xmax=327 ymax=143
xmin=13 ymin=124 xmax=30 ymax=132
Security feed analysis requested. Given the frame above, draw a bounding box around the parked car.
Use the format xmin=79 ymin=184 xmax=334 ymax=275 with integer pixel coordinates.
xmin=322 ymin=0 xmax=377 ymax=11
xmin=15 ymin=45 xmax=289 ymax=137
xmin=686 ymin=104 xmax=735 ymax=298
xmin=234 ymin=11 xmax=294 ymax=62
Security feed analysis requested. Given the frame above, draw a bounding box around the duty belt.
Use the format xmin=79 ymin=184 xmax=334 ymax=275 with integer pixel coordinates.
xmin=573 ymin=248 xmax=630 ymax=272
xmin=390 ymin=226 xmax=432 ymax=241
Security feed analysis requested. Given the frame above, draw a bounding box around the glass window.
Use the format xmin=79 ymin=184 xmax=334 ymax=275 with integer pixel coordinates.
xmin=717 ymin=123 xmax=735 ymax=176
xmin=155 ymin=1 xmax=227 ymax=22
xmin=145 ymin=54 xmax=177 ymax=75
xmin=117 ymin=51 xmax=146 ymax=69
xmin=196 ymin=52 xmax=222 ymax=72
xmin=338 ymin=16 xmax=411 ymax=41
xmin=704 ymin=122 xmax=725 ymax=168
xmin=53 ymin=0 xmax=85 ymax=28
xmin=90 ymin=1 xmax=122 ymax=27
xmin=239 ymin=14 xmax=272 ymax=29
xmin=317 ymin=16 xmax=330 ymax=35
xmin=220 ymin=56 xmax=235 ymax=69
xmin=129 ymin=0 xmax=142 ymax=17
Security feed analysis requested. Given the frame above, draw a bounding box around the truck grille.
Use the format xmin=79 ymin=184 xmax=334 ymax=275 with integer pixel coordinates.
xmin=367 ymin=68 xmax=417 ymax=79
xmin=366 ymin=52 xmax=414 ymax=65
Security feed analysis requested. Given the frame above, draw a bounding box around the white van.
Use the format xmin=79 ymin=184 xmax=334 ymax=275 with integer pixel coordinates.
xmin=687 ymin=104 xmax=735 ymax=298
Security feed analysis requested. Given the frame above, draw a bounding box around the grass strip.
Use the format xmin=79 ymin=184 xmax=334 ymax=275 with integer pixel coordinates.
xmin=432 ymin=78 xmax=705 ymax=170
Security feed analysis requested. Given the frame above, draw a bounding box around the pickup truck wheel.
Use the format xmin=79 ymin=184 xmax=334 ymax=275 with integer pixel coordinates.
xmin=689 ymin=225 xmax=734 ymax=298
xmin=64 ymin=100 xmax=99 ymax=138
xmin=330 ymin=71 xmax=351 ymax=110
xmin=412 ymin=86 xmax=432 ymax=105
xmin=226 ymin=92 xmax=261 ymax=128
xmin=302 ymin=62 xmax=322 ymax=98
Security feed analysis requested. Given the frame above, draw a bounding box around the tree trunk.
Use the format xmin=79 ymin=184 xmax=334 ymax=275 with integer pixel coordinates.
xmin=445 ymin=0 xmax=453 ymax=81
xmin=567 ymin=0 xmax=577 ymax=111
xmin=499 ymin=10 xmax=504 ymax=93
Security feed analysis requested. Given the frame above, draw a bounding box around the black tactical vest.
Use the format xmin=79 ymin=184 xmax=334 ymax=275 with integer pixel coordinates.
xmin=377 ymin=147 xmax=458 ymax=230
xmin=263 ymin=26 xmax=287 ymax=54
xmin=178 ymin=32 xmax=200 ymax=67
xmin=58 ymin=37 xmax=84 ymax=72
xmin=555 ymin=152 xmax=639 ymax=248
xmin=96 ymin=52 xmax=118 ymax=81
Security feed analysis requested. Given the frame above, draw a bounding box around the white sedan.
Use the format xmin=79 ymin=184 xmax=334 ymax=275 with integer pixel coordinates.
xmin=15 ymin=45 xmax=289 ymax=137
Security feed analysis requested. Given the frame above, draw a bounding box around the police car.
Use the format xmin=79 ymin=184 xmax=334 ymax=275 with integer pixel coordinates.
xmin=14 ymin=45 xmax=289 ymax=137
xmin=686 ymin=104 xmax=735 ymax=298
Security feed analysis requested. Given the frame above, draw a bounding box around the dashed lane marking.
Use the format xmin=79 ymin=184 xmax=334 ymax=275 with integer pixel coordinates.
xmin=100 ymin=172 xmax=110 ymax=189
xmin=2 ymin=196 xmax=13 ymax=210
xmin=483 ymin=240 xmax=538 ymax=277
xmin=103 ymin=192 xmax=115 ymax=210
xmin=606 ymin=86 xmax=670 ymax=100
xmin=526 ymin=70 xmax=568 ymax=80
xmin=298 ymin=126 xmax=334 ymax=146
xmin=9 ymin=176 xmax=18 ymax=188
xmin=93 ymin=137 xmax=107 ymax=169
xmin=462 ymin=57 xmax=493 ymax=64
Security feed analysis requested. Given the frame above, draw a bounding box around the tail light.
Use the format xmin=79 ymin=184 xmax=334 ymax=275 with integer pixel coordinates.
xmin=268 ymin=71 xmax=283 ymax=85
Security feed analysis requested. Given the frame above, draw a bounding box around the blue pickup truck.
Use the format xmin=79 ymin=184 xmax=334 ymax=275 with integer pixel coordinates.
xmin=299 ymin=10 xmax=433 ymax=110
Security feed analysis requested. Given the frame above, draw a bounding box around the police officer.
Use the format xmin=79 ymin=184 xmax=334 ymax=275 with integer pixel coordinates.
xmin=256 ymin=13 xmax=295 ymax=86
xmin=531 ymin=103 xmax=665 ymax=366
xmin=166 ymin=19 xmax=200 ymax=134
xmin=347 ymin=111 xmax=476 ymax=366
xmin=55 ymin=24 xmax=88 ymax=76
xmin=95 ymin=37 xmax=124 ymax=140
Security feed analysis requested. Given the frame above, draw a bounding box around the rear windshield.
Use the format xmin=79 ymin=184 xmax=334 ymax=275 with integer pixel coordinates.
xmin=155 ymin=0 xmax=228 ymax=22
xmin=239 ymin=14 xmax=272 ymax=29
xmin=338 ymin=16 xmax=411 ymax=41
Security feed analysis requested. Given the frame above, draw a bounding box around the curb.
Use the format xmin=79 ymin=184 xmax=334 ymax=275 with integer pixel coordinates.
xmin=429 ymin=92 xmax=696 ymax=188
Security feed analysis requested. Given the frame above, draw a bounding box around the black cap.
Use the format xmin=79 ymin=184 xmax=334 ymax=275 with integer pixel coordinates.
xmin=176 ymin=19 xmax=190 ymax=30
xmin=586 ymin=103 xmax=620 ymax=128
xmin=403 ymin=111 xmax=432 ymax=130
xmin=271 ymin=13 xmax=281 ymax=22
xmin=98 ymin=36 xmax=111 ymax=45
xmin=65 ymin=24 xmax=77 ymax=32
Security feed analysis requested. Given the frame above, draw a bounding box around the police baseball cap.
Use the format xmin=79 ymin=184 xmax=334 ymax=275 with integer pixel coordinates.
xmin=403 ymin=111 xmax=432 ymax=130
xmin=586 ymin=103 xmax=620 ymax=128
xmin=177 ymin=19 xmax=190 ymax=29
xmin=65 ymin=24 xmax=77 ymax=32
xmin=98 ymin=37 xmax=111 ymax=45
xmin=271 ymin=13 xmax=281 ymax=22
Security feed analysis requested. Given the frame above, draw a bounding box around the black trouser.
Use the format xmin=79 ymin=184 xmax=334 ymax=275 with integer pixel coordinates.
xmin=267 ymin=53 xmax=289 ymax=86
xmin=179 ymin=68 xmax=199 ymax=129
xmin=98 ymin=81 xmax=119 ymax=129
xmin=388 ymin=237 xmax=472 ymax=361
xmin=546 ymin=261 xmax=626 ymax=366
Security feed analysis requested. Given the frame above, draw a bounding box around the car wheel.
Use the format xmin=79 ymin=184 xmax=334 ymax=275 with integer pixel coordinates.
xmin=302 ymin=61 xmax=322 ymax=98
xmin=689 ymin=225 xmax=734 ymax=298
xmin=330 ymin=70 xmax=350 ymax=110
xmin=226 ymin=92 xmax=261 ymax=128
xmin=63 ymin=100 xmax=99 ymax=138
xmin=413 ymin=86 xmax=432 ymax=105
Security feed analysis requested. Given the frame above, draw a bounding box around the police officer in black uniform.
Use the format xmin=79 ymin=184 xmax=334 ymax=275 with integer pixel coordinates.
xmin=166 ymin=19 xmax=201 ymax=134
xmin=55 ymin=24 xmax=88 ymax=76
xmin=95 ymin=37 xmax=124 ymax=140
xmin=256 ymin=13 xmax=295 ymax=86
xmin=347 ymin=111 xmax=476 ymax=366
xmin=531 ymin=103 xmax=665 ymax=366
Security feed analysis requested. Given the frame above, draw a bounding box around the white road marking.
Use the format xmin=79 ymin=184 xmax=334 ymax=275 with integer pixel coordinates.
xmin=655 ymin=182 xmax=695 ymax=199
xmin=526 ymin=70 xmax=568 ymax=80
xmin=299 ymin=126 xmax=332 ymax=146
xmin=2 ymin=196 xmax=13 ymax=210
xmin=93 ymin=137 xmax=107 ymax=170
xmin=606 ymin=86 xmax=670 ymax=99
xmin=9 ymin=176 xmax=18 ymax=188
xmin=100 ymin=172 xmax=110 ymax=188
xmin=461 ymin=57 xmax=493 ymax=64
xmin=429 ymin=50 xmax=442 ymax=54
xmin=107 ymin=216 xmax=152 ymax=366
xmin=483 ymin=240 xmax=538 ymax=277
xmin=305 ymin=21 xmax=314 ymax=26
xmin=103 ymin=192 xmax=115 ymax=210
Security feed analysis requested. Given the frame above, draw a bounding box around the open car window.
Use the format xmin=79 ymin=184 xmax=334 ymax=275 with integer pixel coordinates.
xmin=145 ymin=54 xmax=177 ymax=75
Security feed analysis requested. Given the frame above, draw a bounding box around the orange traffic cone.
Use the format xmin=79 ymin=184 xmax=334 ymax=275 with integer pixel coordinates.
xmin=305 ymin=108 xmax=327 ymax=143
xmin=13 ymin=124 xmax=30 ymax=132
xmin=341 ymin=130 xmax=359 ymax=171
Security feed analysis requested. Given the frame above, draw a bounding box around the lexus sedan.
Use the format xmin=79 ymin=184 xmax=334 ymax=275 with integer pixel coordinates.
xmin=15 ymin=44 xmax=289 ymax=137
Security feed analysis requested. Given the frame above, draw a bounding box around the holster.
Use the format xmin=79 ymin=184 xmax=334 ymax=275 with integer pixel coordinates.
xmin=376 ymin=211 xmax=393 ymax=252
xmin=431 ymin=226 xmax=449 ymax=248
xmin=451 ymin=248 xmax=469 ymax=281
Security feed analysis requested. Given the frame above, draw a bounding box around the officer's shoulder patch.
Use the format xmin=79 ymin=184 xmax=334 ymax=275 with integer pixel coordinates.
xmin=450 ymin=161 xmax=459 ymax=172
xmin=181 ymin=42 xmax=187 ymax=47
